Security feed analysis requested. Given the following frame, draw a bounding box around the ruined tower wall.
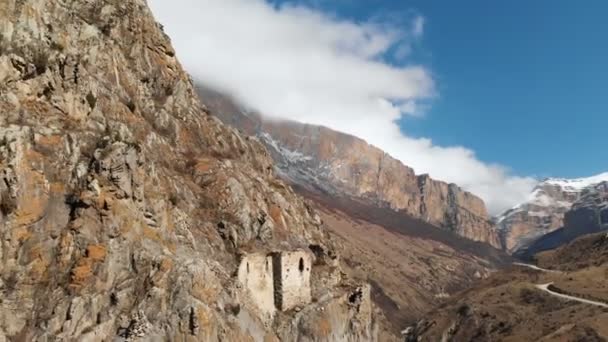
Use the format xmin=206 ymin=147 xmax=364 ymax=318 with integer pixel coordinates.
xmin=237 ymin=253 xmax=276 ymax=321
xmin=272 ymin=250 xmax=312 ymax=311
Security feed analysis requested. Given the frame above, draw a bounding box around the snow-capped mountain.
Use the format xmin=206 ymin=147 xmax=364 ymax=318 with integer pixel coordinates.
xmin=542 ymin=172 xmax=608 ymax=191
xmin=498 ymin=173 xmax=608 ymax=253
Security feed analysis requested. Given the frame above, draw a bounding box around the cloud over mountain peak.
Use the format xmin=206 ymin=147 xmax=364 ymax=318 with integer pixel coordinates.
xmin=149 ymin=0 xmax=536 ymax=214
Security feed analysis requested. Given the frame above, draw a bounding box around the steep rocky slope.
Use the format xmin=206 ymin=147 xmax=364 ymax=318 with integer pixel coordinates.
xmin=498 ymin=173 xmax=608 ymax=253
xmin=0 ymin=0 xmax=376 ymax=340
xmin=196 ymin=86 xmax=500 ymax=248
xmin=403 ymin=232 xmax=608 ymax=341
xmin=298 ymin=185 xmax=509 ymax=339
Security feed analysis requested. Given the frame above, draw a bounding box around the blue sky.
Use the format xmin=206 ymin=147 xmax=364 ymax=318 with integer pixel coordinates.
xmin=151 ymin=0 xmax=604 ymax=212
xmin=273 ymin=0 xmax=608 ymax=178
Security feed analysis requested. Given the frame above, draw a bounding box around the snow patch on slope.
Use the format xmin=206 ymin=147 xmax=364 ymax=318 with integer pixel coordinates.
xmin=497 ymin=172 xmax=608 ymax=224
xmin=542 ymin=172 xmax=608 ymax=192
xmin=260 ymin=132 xmax=313 ymax=163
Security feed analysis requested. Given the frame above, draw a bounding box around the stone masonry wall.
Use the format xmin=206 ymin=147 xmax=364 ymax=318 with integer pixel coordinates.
xmin=272 ymin=250 xmax=312 ymax=311
xmin=237 ymin=254 xmax=276 ymax=322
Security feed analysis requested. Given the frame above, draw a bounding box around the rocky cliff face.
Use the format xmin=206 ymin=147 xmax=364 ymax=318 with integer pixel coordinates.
xmin=196 ymin=87 xmax=500 ymax=248
xmin=417 ymin=175 xmax=498 ymax=247
xmin=521 ymin=181 xmax=608 ymax=256
xmin=0 ymin=1 xmax=376 ymax=340
xmin=498 ymin=173 xmax=608 ymax=253
xmin=564 ymin=181 xmax=608 ymax=236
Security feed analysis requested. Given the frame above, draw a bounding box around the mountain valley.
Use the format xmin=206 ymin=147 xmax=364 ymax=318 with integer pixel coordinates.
xmin=403 ymin=231 xmax=608 ymax=341
xmin=196 ymin=85 xmax=608 ymax=341
xmin=0 ymin=0 xmax=606 ymax=341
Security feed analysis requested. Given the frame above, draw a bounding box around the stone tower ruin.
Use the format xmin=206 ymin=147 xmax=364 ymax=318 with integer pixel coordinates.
xmin=271 ymin=250 xmax=312 ymax=311
xmin=237 ymin=249 xmax=312 ymax=317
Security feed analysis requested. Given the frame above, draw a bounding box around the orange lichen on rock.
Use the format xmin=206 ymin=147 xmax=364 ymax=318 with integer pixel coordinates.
xmin=70 ymin=258 xmax=94 ymax=288
xmin=12 ymin=226 xmax=32 ymax=243
xmin=35 ymin=134 xmax=63 ymax=147
xmin=28 ymin=245 xmax=50 ymax=281
xmin=49 ymin=182 xmax=65 ymax=193
xmin=196 ymin=304 xmax=213 ymax=332
xmin=269 ymin=205 xmax=284 ymax=227
xmin=316 ymin=316 xmax=332 ymax=337
xmin=143 ymin=226 xmax=162 ymax=242
xmin=264 ymin=334 xmax=280 ymax=342
xmin=159 ymin=258 xmax=173 ymax=272
xmin=12 ymin=162 xmax=49 ymax=227
xmin=70 ymin=244 xmax=107 ymax=288
xmin=86 ymin=244 xmax=107 ymax=262
xmin=194 ymin=159 xmax=215 ymax=173
xmin=191 ymin=276 xmax=219 ymax=303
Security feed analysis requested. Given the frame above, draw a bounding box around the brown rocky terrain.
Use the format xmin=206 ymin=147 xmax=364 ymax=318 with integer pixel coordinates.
xmin=305 ymin=189 xmax=509 ymax=340
xmin=536 ymin=232 xmax=608 ymax=305
xmin=536 ymin=231 xmax=608 ymax=272
xmin=403 ymin=232 xmax=608 ymax=341
xmin=0 ymin=0 xmax=378 ymax=340
xmin=196 ymin=86 xmax=500 ymax=248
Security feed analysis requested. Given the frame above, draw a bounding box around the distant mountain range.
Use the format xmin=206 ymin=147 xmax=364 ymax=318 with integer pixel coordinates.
xmin=498 ymin=173 xmax=608 ymax=254
xmin=196 ymin=84 xmax=501 ymax=248
xmin=515 ymin=180 xmax=608 ymax=258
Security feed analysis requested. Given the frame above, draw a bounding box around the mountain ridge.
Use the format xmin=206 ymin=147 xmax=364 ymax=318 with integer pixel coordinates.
xmin=196 ymin=85 xmax=501 ymax=248
xmin=498 ymin=172 xmax=608 ymax=253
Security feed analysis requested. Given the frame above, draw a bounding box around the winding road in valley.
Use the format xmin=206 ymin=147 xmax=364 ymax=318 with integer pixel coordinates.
xmin=535 ymin=283 xmax=608 ymax=308
xmin=512 ymin=262 xmax=562 ymax=273
xmin=513 ymin=262 xmax=608 ymax=308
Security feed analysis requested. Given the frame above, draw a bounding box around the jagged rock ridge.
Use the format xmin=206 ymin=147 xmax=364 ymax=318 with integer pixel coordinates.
xmin=0 ymin=0 xmax=376 ymax=340
xmin=196 ymin=86 xmax=501 ymax=248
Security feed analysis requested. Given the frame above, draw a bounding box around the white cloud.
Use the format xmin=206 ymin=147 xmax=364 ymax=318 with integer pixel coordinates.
xmin=148 ymin=0 xmax=536 ymax=214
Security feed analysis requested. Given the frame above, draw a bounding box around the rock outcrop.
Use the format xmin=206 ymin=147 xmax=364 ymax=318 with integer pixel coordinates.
xmin=498 ymin=173 xmax=608 ymax=253
xmin=0 ymin=0 xmax=376 ymax=340
xmin=196 ymin=86 xmax=500 ymax=248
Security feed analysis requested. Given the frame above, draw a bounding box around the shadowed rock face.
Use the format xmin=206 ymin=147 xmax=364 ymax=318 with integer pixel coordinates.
xmin=0 ymin=0 xmax=376 ymax=340
xmin=565 ymin=182 xmax=608 ymax=235
xmin=196 ymin=86 xmax=500 ymax=248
